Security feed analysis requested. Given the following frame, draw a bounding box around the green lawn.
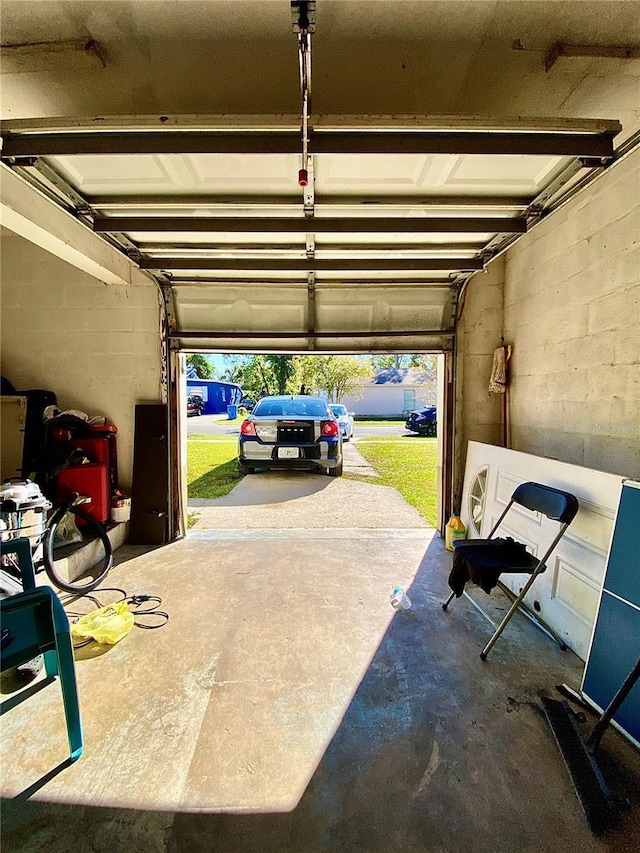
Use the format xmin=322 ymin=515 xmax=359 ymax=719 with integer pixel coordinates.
xmin=187 ymin=439 xmax=242 ymax=499
xmin=352 ymin=437 xmax=438 ymax=526
xmin=188 ymin=434 xmax=238 ymax=441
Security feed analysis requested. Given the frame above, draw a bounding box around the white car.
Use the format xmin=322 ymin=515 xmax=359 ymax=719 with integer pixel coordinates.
xmin=330 ymin=404 xmax=355 ymax=441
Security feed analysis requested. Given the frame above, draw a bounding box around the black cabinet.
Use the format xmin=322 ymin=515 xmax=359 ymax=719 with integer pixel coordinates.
xmin=129 ymin=403 xmax=169 ymax=545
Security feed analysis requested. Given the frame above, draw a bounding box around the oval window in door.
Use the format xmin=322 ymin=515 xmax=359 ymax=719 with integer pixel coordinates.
xmin=468 ymin=466 xmax=488 ymax=536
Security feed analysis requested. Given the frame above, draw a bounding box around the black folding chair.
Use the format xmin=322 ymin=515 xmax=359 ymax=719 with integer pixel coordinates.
xmin=442 ymin=482 xmax=579 ymax=660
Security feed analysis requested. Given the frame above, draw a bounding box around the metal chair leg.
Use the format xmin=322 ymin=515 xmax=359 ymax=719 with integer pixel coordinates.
xmin=442 ymin=590 xmax=455 ymax=611
xmin=479 ymin=568 xmax=544 ymax=660
xmin=496 ymin=581 xmax=567 ymax=650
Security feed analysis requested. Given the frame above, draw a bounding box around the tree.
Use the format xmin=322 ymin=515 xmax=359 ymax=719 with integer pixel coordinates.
xmin=368 ymin=354 xmax=437 ymax=385
xmin=312 ymin=356 xmax=370 ymax=401
xmin=369 ymin=353 xmax=435 ymax=371
xmin=265 ymin=356 xmax=296 ymax=394
xmin=186 ymin=353 xmax=215 ymax=379
xmin=293 ymin=355 xmax=323 ymax=395
xmin=221 ymin=355 xmax=275 ymax=397
xmin=218 ymin=354 xmax=369 ymax=401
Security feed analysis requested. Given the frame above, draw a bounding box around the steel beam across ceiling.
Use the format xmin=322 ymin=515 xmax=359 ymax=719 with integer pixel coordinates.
xmin=135 ymin=242 xmax=484 ymax=253
xmin=1 ymin=128 xmax=619 ymax=159
xmin=165 ymin=277 xmax=454 ymax=285
xmin=138 ymin=257 xmax=483 ymax=271
xmin=94 ymin=216 xmax=526 ymax=234
xmin=87 ymin=194 xmax=532 ymax=210
xmin=170 ymin=329 xmax=454 ymax=340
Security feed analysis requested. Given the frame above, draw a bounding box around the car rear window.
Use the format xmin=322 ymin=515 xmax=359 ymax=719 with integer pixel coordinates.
xmin=254 ymin=398 xmax=329 ymax=417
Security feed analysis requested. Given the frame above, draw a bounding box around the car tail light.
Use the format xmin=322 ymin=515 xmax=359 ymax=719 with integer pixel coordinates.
xmin=322 ymin=420 xmax=340 ymax=437
xmin=240 ymin=420 xmax=256 ymax=436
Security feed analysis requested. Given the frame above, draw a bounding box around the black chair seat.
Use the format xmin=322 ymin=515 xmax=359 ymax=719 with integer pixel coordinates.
xmin=452 ymin=537 xmax=541 ymax=571
xmin=450 ymin=537 xmax=541 ymax=598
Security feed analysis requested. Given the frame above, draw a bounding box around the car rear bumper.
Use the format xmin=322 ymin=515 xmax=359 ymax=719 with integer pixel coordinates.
xmin=243 ymin=457 xmax=342 ymax=471
xmin=239 ymin=438 xmax=341 ymax=469
xmin=405 ymin=418 xmax=436 ymax=435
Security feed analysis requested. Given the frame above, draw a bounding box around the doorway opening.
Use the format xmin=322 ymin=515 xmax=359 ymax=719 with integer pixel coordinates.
xmin=176 ymin=351 xmax=450 ymax=537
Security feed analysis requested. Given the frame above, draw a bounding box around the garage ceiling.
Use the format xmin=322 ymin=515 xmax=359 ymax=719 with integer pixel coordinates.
xmin=1 ymin=1 xmax=639 ymax=352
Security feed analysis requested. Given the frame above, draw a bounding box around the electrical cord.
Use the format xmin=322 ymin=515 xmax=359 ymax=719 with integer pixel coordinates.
xmin=124 ymin=594 xmax=169 ymax=629
xmin=60 ymin=587 xmax=169 ymax=646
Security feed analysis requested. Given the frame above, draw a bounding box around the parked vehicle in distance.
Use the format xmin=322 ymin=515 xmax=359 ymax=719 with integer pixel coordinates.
xmin=238 ymin=395 xmax=343 ymax=477
xmin=186 ymin=394 xmax=204 ymax=417
xmin=241 ymin=397 xmax=256 ymax=412
xmin=405 ymin=406 xmax=437 ymax=436
xmin=329 ymin=404 xmax=355 ymax=441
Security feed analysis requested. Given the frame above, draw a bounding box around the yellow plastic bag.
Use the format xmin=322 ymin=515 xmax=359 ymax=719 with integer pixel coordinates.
xmin=71 ymin=601 xmax=134 ymax=645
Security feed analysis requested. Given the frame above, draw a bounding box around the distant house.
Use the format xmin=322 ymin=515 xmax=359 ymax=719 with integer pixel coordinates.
xmin=186 ymin=378 xmax=242 ymax=415
xmin=340 ymin=368 xmax=436 ymax=417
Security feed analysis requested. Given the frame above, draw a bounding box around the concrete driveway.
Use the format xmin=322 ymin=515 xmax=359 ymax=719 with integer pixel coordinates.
xmin=189 ymin=463 xmax=428 ymax=530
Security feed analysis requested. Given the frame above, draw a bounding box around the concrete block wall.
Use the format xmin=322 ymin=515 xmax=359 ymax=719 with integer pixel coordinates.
xmin=0 ymin=232 xmax=164 ymax=491
xmin=453 ymin=257 xmax=504 ymax=507
xmin=504 ymin=147 xmax=640 ymax=477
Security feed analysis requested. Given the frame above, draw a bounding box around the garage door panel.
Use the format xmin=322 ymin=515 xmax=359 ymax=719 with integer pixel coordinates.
xmin=315 ymin=153 xmax=572 ymax=196
xmin=174 ymin=334 xmax=453 ymax=353
xmin=50 ymin=153 xmax=301 ymax=195
xmin=318 ymin=304 xmax=451 ymax=333
xmin=444 ymin=154 xmax=568 ymax=190
xmin=173 ymin=284 xmax=308 ymax=332
xmin=50 ymin=150 xmax=571 ymax=198
xmin=317 ymin=285 xmax=454 ymax=328
xmin=170 ymin=281 xmax=455 ymax=352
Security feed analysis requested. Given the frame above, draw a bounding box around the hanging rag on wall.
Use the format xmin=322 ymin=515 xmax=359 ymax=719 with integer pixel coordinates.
xmin=489 ymin=345 xmax=508 ymax=393
xmin=489 ymin=344 xmax=513 ymax=447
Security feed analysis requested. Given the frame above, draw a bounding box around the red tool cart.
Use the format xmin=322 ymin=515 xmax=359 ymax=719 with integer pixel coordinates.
xmin=54 ymin=423 xmax=119 ymax=525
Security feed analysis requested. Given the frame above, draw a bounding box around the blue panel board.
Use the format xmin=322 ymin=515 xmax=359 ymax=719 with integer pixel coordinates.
xmin=600 ymin=482 xmax=640 ymax=607
xmin=582 ymin=481 xmax=640 ymax=745
xmin=582 ymin=592 xmax=640 ymax=743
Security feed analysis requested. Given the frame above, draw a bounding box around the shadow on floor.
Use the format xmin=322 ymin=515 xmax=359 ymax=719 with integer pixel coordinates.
xmin=2 ymin=538 xmax=639 ymax=853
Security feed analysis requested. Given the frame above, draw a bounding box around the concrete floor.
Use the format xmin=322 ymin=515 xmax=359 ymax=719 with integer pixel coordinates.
xmin=2 ymin=477 xmax=640 ymax=852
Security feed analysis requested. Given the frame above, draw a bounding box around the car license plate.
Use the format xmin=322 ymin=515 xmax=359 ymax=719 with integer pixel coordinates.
xmin=278 ymin=447 xmax=299 ymax=459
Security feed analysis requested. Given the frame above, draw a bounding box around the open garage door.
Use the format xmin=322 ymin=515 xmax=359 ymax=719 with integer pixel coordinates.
xmin=1 ymin=115 xmax=619 ymax=353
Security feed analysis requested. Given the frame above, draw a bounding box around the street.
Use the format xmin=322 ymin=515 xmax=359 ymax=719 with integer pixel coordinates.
xmin=186 ymin=414 xmax=410 ymax=440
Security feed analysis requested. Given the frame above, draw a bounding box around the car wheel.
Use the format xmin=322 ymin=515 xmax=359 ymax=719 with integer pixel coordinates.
xmin=238 ymin=462 xmax=255 ymax=475
xmin=328 ymin=460 xmax=343 ymax=477
xmin=419 ymin=423 xmax=436 ymax=437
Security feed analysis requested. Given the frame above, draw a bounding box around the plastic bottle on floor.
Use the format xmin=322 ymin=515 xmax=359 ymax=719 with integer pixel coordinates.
xmin=445 ymin=516 xmax=467 ymax=551
xmin=390 ymin=587 xmax=412 ymax=611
